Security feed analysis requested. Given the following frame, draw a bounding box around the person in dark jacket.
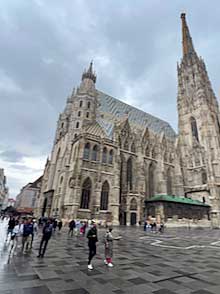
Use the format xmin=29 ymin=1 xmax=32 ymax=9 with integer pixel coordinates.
xmin=87 ymin=220 xmax=98 ymax=270
xmin=6 ymin=217 xmax=16 ymax=241
xmin=53 ymin=219 xmax=58 ymax=232
xmin=22 ymin=218 xmax=34 ymax=252
xmin=58 ymin=220 xmax=63 ymax=231
xmin=37 ymin=219 xmax=53 ymax=258
xmin=68 ymin=219 xmax=76 ymax=236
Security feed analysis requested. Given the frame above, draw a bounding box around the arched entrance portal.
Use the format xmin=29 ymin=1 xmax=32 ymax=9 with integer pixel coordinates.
xmin=130 ymin=198 xmax=137 ymax=225
xmin=130 ymin=212 xmax=137 ymax=225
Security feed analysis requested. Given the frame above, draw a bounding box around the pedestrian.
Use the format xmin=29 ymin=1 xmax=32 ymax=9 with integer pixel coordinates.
xmin=30 ymin=219 xmax=38 ymax=249
xmin=159 ymin=222 xmax=165 ymax=233
xmin=104 ymin=227 xmax=114 ymax=267
xmin=58 ymin=220 xmax=63 ymax=231
xmin=103 ymin=227 xmax=121 ymax=267
xmin=68 ymin=219 xmax=75 ymax=236
xmin=9 ymin=219 xmax=23 ymax=254
xmin=6 ymin=216 xmax=16 ymax=242
xmin=144 ymin=220 xmax=147 ymax=231
xmin=53 ymin=219 xmax=58 ymax=232
xmin=87 ymin=220 xmax=98 ymax=270
xmin=37 ymin=219 xmax=53 ymax=258
xmin=81 ymin=222 xmax=87 ymax=235
xmin=22 ymin=218 xmax=34 ymax=252
xmin=75 ymin=219 xmax=81 ymax=236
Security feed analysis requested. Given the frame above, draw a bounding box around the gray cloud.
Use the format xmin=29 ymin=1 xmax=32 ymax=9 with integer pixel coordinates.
xmin=0 ymin=0 xmax=220 ymax=197
xmin=0 ymin=150 xmax=25 ymax=162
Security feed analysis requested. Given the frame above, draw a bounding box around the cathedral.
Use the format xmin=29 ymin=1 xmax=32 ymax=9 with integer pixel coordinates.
xmin=35 ymin=14 xmax=220 ymax=227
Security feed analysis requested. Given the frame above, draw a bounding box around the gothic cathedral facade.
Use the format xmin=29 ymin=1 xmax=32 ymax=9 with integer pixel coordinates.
xmin=36 ymin=14 xmax=220 ymax=226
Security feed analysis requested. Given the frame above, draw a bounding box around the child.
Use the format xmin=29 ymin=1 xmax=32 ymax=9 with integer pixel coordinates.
xmin=104 ymin=227 xmax=121 ymax=267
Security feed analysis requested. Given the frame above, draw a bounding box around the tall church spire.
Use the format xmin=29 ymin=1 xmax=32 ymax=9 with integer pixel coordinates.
xmin=181 ymin=13 xmax=196 ymax=58
xmin=82 ymin=61 xmax=96 ymax=83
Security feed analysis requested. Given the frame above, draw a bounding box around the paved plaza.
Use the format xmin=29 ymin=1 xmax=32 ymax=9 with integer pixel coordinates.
xmin=1 ymin=221 xmax=220 ymax=293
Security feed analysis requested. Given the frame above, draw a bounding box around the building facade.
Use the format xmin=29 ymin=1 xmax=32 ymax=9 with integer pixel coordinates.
xmin=0 ymin=169 xmax=8 ymax=211
xmin=16 ymin=176 xmax=42 ymax=214
xmin=36 ymin=14 xmax=220 ymax=226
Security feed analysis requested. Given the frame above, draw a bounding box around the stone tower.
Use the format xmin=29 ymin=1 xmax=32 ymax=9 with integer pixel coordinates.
xmin=69 ymin=61 xmax=98 ymax=139
xmin=177 ymin=13 xmax=220 ymax=226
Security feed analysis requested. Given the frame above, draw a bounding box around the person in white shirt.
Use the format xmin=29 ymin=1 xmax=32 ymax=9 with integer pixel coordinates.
xmin=9 ymin=219 xmax=23 ymax=254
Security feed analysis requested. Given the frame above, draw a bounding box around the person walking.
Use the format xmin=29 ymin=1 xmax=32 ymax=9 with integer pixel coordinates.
xmin=22 ymin=218 xmax=34 ymax=252
xmin=159 ymin=222 xmax=165 ymax=233
xmin=53 ymin=219 xmax=58 ymax=232
xmin=37 ymin=219 xmax=53 ymax=258
xmin=87 ymin=220 xmax=98 ymax=270
xmin=75 ymin=219 xmax=81 ymax=236
xmin=9 ymin=219 xmax=23 ymax=254
xmin=6 ymin=216 xmax=16 ymax=242
xmin=58 ymin=220 xmax=63 ymax=231
xmin=103 ymin=227 xmax=121 ymax=267
xmin=144 ymin=220 xmax=147 ymax=232
xmin=104 ymin=227 xmax=114 ymax=267
xmin=68 ymin=219 xmax=75 ymax=236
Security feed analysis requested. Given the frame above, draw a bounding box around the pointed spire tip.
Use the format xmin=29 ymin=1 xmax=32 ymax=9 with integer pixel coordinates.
xmin=181 ymin=12 xmax=186 ymax=19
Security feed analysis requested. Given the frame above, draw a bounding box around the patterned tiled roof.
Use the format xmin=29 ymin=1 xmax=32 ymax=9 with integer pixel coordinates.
xmin=84 ymin=121 xmax=107 ymax=138
xmin=97 ymin=91 xmax=176 ymax=140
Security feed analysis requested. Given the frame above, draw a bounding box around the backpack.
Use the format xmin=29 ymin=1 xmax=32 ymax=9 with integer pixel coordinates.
xmin=44 ymin=224 xmax=53 ymax=234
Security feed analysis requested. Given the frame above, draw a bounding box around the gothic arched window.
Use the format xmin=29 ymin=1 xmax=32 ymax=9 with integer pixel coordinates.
xmin=102 ymin=147 xmax=107 ymax=163
xmin=109 ymin=149 xmax=113 ymax=164
xmin=83 ymin=143 xmax=90 ymax=160
xmin=131 ymin=142 xmax=136 ymax=153
xmin=76 ymin=122 xmax=80 ymax=128
xmin=167 ymin=168 xmax=172 ymax=195
xmin=100 ymin=181 xmax=109 ymax=210
xmin=164 ymin=152 xmax=168 ymax=162
xmin=80 ymin=178 xmax=91 ymax=209
xmin=88 ymin=101 xmax=90 ymax=109
xmin=190 ymin=117 xmax=199 ymax=142
xmin=145 ymin=145 xmax=150 ymax=157
xmin=152 ymin=148 xmax=157 ymax=159
xmin=127 ymin=157 xmax=133 ymax=190
xmin=124 ymin=139 xmax=129 ymax=151
xmin=86 ymin=112 xmax=89 ymax=118
xmin=130 ymin=198 xmax=137 ymax=210
xmin=148 ymin=163 xmax=154 ymax=197
xmin=169 ymin=153 xmax=173 ymax=163
xmin=202 ymin=170 xmax=207 ymax=184
xmin=80 ymin=100 xmax=83 ymax=107
xmin=78 ymin=111 xmax=81 ymax=117
xmin=92 ymin=145 xmax=98 ymax=161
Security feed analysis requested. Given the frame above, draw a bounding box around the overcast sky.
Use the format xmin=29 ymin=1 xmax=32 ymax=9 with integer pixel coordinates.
xmin=0 ymin=0 xmax=220 ymax=198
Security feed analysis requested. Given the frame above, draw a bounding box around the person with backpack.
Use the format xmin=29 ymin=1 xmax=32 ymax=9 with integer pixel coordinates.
xmin=22 ymin=218 xmax=34 ymax=252
xmin=37 ymin=219 xmax=53 ymax=258
xmin=87 ymin=220 xmax=98 ymax=270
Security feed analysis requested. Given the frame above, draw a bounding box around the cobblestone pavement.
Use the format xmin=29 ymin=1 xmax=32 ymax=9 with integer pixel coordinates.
xmin=1 ymin=220 xmax=220 ymax=294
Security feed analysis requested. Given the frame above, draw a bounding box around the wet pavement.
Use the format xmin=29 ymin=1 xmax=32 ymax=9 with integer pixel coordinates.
xmin=1 ymin=220 xmax=220 ymax=293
